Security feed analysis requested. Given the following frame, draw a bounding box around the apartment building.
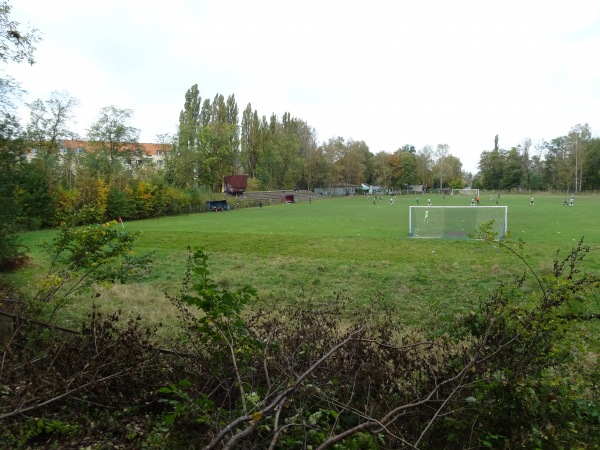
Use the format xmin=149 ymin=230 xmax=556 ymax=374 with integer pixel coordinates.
xmin=27 ymin=140 xmax=173 ymax=168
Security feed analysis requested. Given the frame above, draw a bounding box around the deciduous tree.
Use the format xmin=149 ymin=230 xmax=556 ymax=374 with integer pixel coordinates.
xmin=341 ymin=139 xmax=367 ymax=186
xmin=543 ymin=136 xmax=571 ymax=190
xmin=435 ymin=143 xmax=449 ymax=188
xmin=0 ymin=0 xmax=40 ymax=65
xmin=167 ymin=85 xmax=201 ymax=188
xmin=501 ymin=147 xmax=523 ymax=189
xmin=415 ymin=145 xmax=433 ymax=189
xmin=0 ymin=74 xmax=21 ymax=115
xmin=197 ymin=94 xmax=239 ymax=191
xmin=0 ymin=114 xmax=24 ymax=269
xmin=86 ymin=105 xmax=142 ymax=186
xmin=240 ymin=103 xmax=259 ymax=178
xmin=321 ymin=136 xmax=347 ymax=186
xmin=25 ymin=90 xmax=79 ymax=156
xmin=390 ymin=149 xmax=417 ymax=188
xmin=520 ymin=137 xmax=532 ymax=189
xmin=372 ymin=151 xmax=392 ymax=190
xmin=478 ymin=147 xmax=503 ymax=189
xmin=566 ymin=123 xmax=591 ymax=192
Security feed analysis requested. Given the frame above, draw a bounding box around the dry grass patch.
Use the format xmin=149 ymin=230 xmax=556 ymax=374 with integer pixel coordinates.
xmin=61 ymin=283 xmax=185 ymax=338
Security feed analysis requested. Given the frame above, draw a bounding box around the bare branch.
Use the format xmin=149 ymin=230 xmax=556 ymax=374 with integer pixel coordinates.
xmin=0 ymin=370 xmax=125 ymax=420
xmin=203 ymin=327 xmax=364 ymax=450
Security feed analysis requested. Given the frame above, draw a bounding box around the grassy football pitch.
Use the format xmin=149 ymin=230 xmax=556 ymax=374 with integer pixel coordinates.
xmin=8 ymin=193 xmax=600 ymax=330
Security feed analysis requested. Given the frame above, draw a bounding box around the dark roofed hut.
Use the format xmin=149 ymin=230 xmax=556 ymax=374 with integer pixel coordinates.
xmin=223 ymin=175 xmax=248 ymax=195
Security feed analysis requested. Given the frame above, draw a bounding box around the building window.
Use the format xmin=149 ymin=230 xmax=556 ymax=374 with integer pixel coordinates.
xmin=157 ymin=160 xmax=163 ymax=168
xmin=157 ymin=150 xmax=163 ymax=156
xmin=76 ymin=147 xmax=84 ymax=155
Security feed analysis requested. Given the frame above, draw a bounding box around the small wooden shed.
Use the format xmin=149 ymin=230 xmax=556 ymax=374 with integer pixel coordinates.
xmin=223 ymin=175 xmax=248 ymax=195
xmin=206 ymin=200 xmax=229 ymax=211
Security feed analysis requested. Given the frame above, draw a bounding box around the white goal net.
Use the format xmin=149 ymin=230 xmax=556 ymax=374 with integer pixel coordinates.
xmin=409 ymin=206 xmax=507 ymax=239
xmin=451 ymin=188 xmax=480 ymax=197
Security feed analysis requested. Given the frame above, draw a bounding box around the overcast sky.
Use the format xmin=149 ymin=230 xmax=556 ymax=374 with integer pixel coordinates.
xmin=5 ymin=0 xmax=600 ymax=173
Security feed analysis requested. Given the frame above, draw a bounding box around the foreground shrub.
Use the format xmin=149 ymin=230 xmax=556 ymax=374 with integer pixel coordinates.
xmin=0 ymin=241 xmax=598 ymax=448
xmin=154 ymin=244 xmax=599 ymax=449
xmin=25 ymin=221 xmax=153 ymax=321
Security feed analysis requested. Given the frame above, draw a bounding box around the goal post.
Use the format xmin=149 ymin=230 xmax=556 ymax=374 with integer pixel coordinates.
xmin=409 ymin=206 xmax=507 ymax=239
xmin=451 ymin=188 xmax=480 ymax=197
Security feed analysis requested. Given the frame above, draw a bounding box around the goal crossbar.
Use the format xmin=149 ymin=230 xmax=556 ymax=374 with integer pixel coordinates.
xmin=451 ymin=188 xmax=479 ymax=197
xmin=409 ymin=206 xmax=507 ymax=239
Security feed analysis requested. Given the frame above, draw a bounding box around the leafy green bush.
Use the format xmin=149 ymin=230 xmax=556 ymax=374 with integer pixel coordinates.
xmin=26 ymin=221 xmax=153 ymax=321
xmin=0 ymin=237 xmax=597 ymax=449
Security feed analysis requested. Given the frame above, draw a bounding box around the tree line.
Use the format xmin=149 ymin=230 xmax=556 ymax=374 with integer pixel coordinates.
xmin=1 ymin=0 xmax=599 ymax=267
xmin=474 ymin=129 xmax=600 ymax=192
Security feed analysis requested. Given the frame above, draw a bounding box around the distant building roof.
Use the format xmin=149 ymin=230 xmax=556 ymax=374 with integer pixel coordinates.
xmin=59 ymin=140 xmax=172 ymax=156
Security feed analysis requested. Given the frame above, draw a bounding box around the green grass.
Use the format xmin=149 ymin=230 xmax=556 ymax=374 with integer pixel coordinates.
xmin=5 ymin=193 xmax=600 ymax=329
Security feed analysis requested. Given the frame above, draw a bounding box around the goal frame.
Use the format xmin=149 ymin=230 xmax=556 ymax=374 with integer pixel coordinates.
xmin=451 ymin=188 xmax=480 ymax=197
xmin=408 ymin=205 xmax=507 ymax=239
